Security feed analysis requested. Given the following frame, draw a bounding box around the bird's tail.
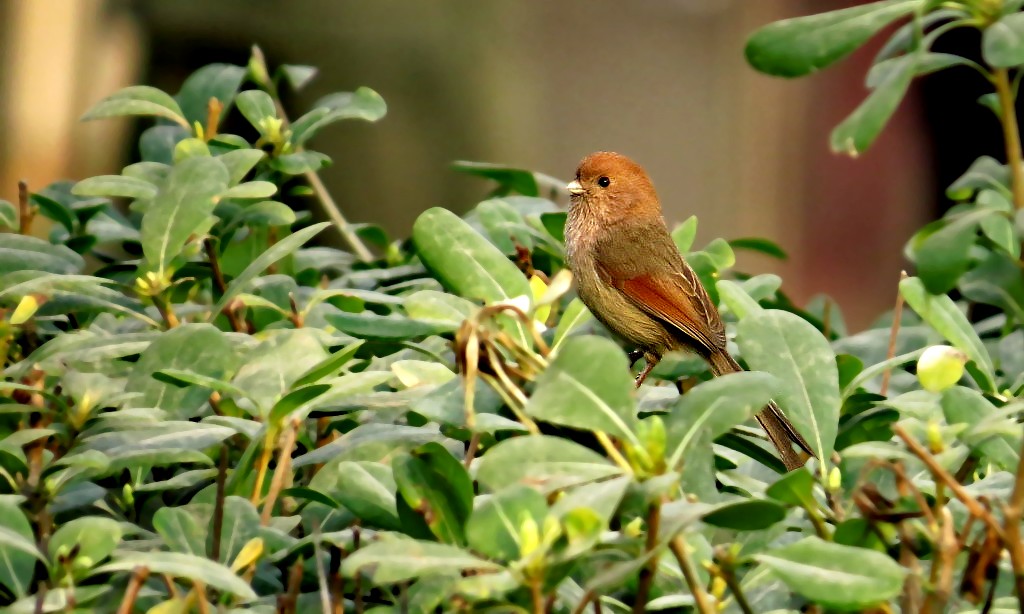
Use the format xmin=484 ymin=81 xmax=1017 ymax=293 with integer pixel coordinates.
xmin=708 ymin=351 xmax=814 ymax=471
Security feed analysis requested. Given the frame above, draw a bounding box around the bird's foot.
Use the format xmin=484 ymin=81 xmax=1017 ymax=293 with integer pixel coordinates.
xmin=634 ymin=359 xmax=657 ymax=388
xmin=627 ymin=348 xmax=644 ymax=367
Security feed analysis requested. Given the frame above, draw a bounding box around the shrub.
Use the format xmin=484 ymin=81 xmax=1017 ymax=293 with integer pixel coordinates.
xmin=1 ymin=2 xmax=1023 ymax=611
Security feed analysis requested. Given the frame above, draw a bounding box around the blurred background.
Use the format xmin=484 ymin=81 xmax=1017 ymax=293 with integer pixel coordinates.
xmin=0 ymin=0 xmax=1007 ymax=329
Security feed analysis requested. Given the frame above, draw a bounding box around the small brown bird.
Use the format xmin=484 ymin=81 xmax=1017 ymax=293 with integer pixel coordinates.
xmin=564 ymin=151 xmax=811 ymax=470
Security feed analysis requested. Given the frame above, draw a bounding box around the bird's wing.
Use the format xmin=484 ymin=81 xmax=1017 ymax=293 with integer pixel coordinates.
xmin=593 ymin=224 xmax=726 ymax=354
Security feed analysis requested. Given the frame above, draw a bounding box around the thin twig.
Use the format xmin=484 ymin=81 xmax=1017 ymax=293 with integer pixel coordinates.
xmin=892 ymin=424 xmax=1003 ymax=536
xmin=880 ymin=271 xmax=908 ymax=397
xmin=923 ymin=507 xmax=958 ymax=614
xmin=250 ymin=45 xmax=373 ymax=261
xmin=632 ymin=501 xmax=663 ymax=614
xmin=530 ymin=577 xmax=545 ymax=614
xmin=193 ymin=581 xmax=211 ymax=614
xmin=211 ymin=444 xmax=228 ymax=561
xmin=994 ymin=68 xmax=1024 ymax=210
xmin=669 ymin=537 xmax=715 ymax=614
xmin=1001 ymin=431 xmax=1024 ymax=610
xmin=17 ymin=180 xmax=33 ymax=235
xmin=718 ymin=567 xmax=754 ymax=614
xmin=312 ymin=520 xmax=332 ymax=614
xmin=205 ymin=239 xmax=244 ymax=332
xmin=116 ymin=566 xmax=150 ymax=614
xmin=260 ymin=419 xmax=299 ymax=525
xmin=570 ymin=592 xmax=596 ymax=614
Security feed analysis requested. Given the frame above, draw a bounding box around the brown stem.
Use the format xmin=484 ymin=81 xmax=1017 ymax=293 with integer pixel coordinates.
xmin=669 ymin=537 xmax=715 ymax=614
xmin=194 ymin=581 xmax=211 ymax=614
xmin=1002 ymin=431 xmax=1024 ymax=611
xmin=205 ymin=239 xmax=244 ymax=332
xmin=17 ymin=180 xmax=33 ymax=235
xmin=206 ymin=97 xmax=222 ymax=141
xmin=283 ymin=557 xmax=304 ymax=614
xmin=353 ymin=525 xmax=364 ymax=614
xmin=892 ymin=424 xmax=1003 ymax=536
xmin=464 ymin=432 xmax=481 ymax=469
xmin=288 ymin=293 xmax=304 ymax=328
xmin=530 ymin=576 xmax=545 ymax=614
xmin=923 ymin=507 xmax=958 ymax=614
xmin=570 ymin=592 xmax=596 ymax=614
xmin=210 ymin=445 xmax=228 ymax=561
xmin=153 ymin=294 xmax=179 ymax=329
xmin=994 ymin=68 xmax=1024 ymax=210
xmin=116 ymin=566 xmax=150 ymax=614
xmin=880 ymin=270 xmax=907 ymax=397
xmin=632 ymin=502 xmax=663 ymax=614
xmin=260 ymin=420 xmax=298 ymax=525
xmin=329 ymin=547 xmax=344 ymax=614
xmin=719 ymin=567 xmax=754 ymax=614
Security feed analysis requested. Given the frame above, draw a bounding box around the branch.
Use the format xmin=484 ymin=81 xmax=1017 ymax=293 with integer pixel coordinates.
xmin=880 ymin=270 xmax=907 ymax=396
xmin=17 ymin=180 xmax=33 ymax=235
xmin=669 ymin=536 xmax=715 ymax=614
xmin=632 ymin=501 xmax=663 ymax=614
xmin=260 ymin=419 xmax=299 ymax=525
xmin=993 ymin=68 xmax=1024 ymax=210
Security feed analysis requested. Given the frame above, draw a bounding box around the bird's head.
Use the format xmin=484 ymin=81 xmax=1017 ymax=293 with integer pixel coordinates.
xmin=566 ymin=151 xmax=662 ymax=223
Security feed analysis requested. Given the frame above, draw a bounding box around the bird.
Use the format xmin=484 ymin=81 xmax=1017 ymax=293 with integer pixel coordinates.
xmin=563 ymin=151 xmax=812 ymax=470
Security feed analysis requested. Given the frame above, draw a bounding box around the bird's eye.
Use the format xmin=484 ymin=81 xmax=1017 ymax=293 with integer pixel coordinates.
xmin=597 ymin=176 xmax=610 ymax=188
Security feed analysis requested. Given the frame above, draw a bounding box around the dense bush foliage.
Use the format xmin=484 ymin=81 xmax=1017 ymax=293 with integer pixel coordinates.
xmin=1 ymin=1 xmax=1023 ymax=611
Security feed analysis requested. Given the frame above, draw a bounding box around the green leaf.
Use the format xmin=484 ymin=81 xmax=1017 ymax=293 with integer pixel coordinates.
xmin=235 ymin=90 xmax=277 ymax=128
xmin=671 ymin=215 xmax=698 ymax=253
xmin=830 ymin=52 xmax=916 ymax=156
xmin=290 ymin=87 xmax=387 ymax=145
xmin=702 ymin=499 xmax=786 ymax=530
xmin=550 ymin=299 xmax=592 ymax=353
xmin=477 ymin=198 xmax=535 ymax=254
xmin=126 ymin=324 xmax=239 ymax=419
xmin=959 ymin=250 xmax=1024 ymax=321
xmin=525 ymin=336 xmax=639 ymax=447
xmin=466 ymin=485 xmax=548 ymax=561
xmin=451 ymin=161 xmax=539 ymax=196
xmin=0 ymin=501 xmax=37 ymax=597
xmin=765 ymin=467 xmax=817 ymax=508
xmin=393 ymin=444 xmax=472 ymax=545
xmin=0 ymin=235 xmax=84 ymax=275
xmin=736 ymin=310 xmax=841 ymax=470
xmin=908 ymin=210 xmax=989 ymax=294
xmin=729 ymin=236 xmax=788 ymax=260
xmin=153 ymin=506 xmax=207 ymax=555
xmin=208 ymin=222 xmax=329 ymax=322
xmin=268 ymin=384 xmax=330 ymax=425
xmin=48 ymin=517 xmax=122 ymax=577
xmin=980 ymin=213 xmax=1020 ymax=258
xmin=341 ymin=539 xmax=502 ymax=585
xmin=899 ymin=276 xmax=996 ymax=391
xmin=279 ymin=64 xmax=318 ymax=90
xmin=412 ymin=207 xmax=531 ymax=345
xmin=81 ymin=85 xmax=188 ymax=126
xmin=232 ymin=200 xmax=296 ymax=227
xmin=140 ymin=125 xmax=190 ymax=164
xmin=72 ymin=175 xmax=157 ymax=200
xmin=475 ymin=435 xmax=623 ymax=493
xmin=220 ymin=181 xmax=277 ymax=199
xmin=324 ymin=311 xmax=455 ymax=340
xmin=212 ymin=497 xmax=260 ymax=564
xmin=141 ymin=156 xmax=229 ymax=276
xmin=717 ymin=279 xmax=765 ymax=319
xmin=745 ymin=0 xmax=921 ymax=78
xmin=947 ymin=157 xmax=1010 ymax=200
xmin=983 ymin=12 xmax=1024 ymax=68
xmin=176 ymin=63 xmax=247 ymax=128
xmin=314 ymin=461 xmax=401 ymax=530
xmin=294 ymin=340 xmax=365 ymax=386
xmin=756 ymin=537 xmax=906 ymax=609
xmin=217 ymin=149 xmax=266 ymax=184
xmin=665 ymin=371 xmax=779 ymax=470
xmin=0 ymin=200 xmax=16 ymax=230
xmin=93 ymin=551 xmax=257 ymax=601
xmin=268 ymin=151 xmax=331 ymax=175
xmin=30 ymin=194 xmax=75 ymax=234
xmin=942 ymin=386 xmax=1018 ymax=471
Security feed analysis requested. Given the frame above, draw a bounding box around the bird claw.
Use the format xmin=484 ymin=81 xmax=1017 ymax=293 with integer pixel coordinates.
xmin=627 ymin=348 xmax=644 ymax=367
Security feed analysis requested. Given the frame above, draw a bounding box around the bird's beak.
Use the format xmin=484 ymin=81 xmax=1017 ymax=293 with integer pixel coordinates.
xmin=566 ymin=180 xmax=585 ymax=196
